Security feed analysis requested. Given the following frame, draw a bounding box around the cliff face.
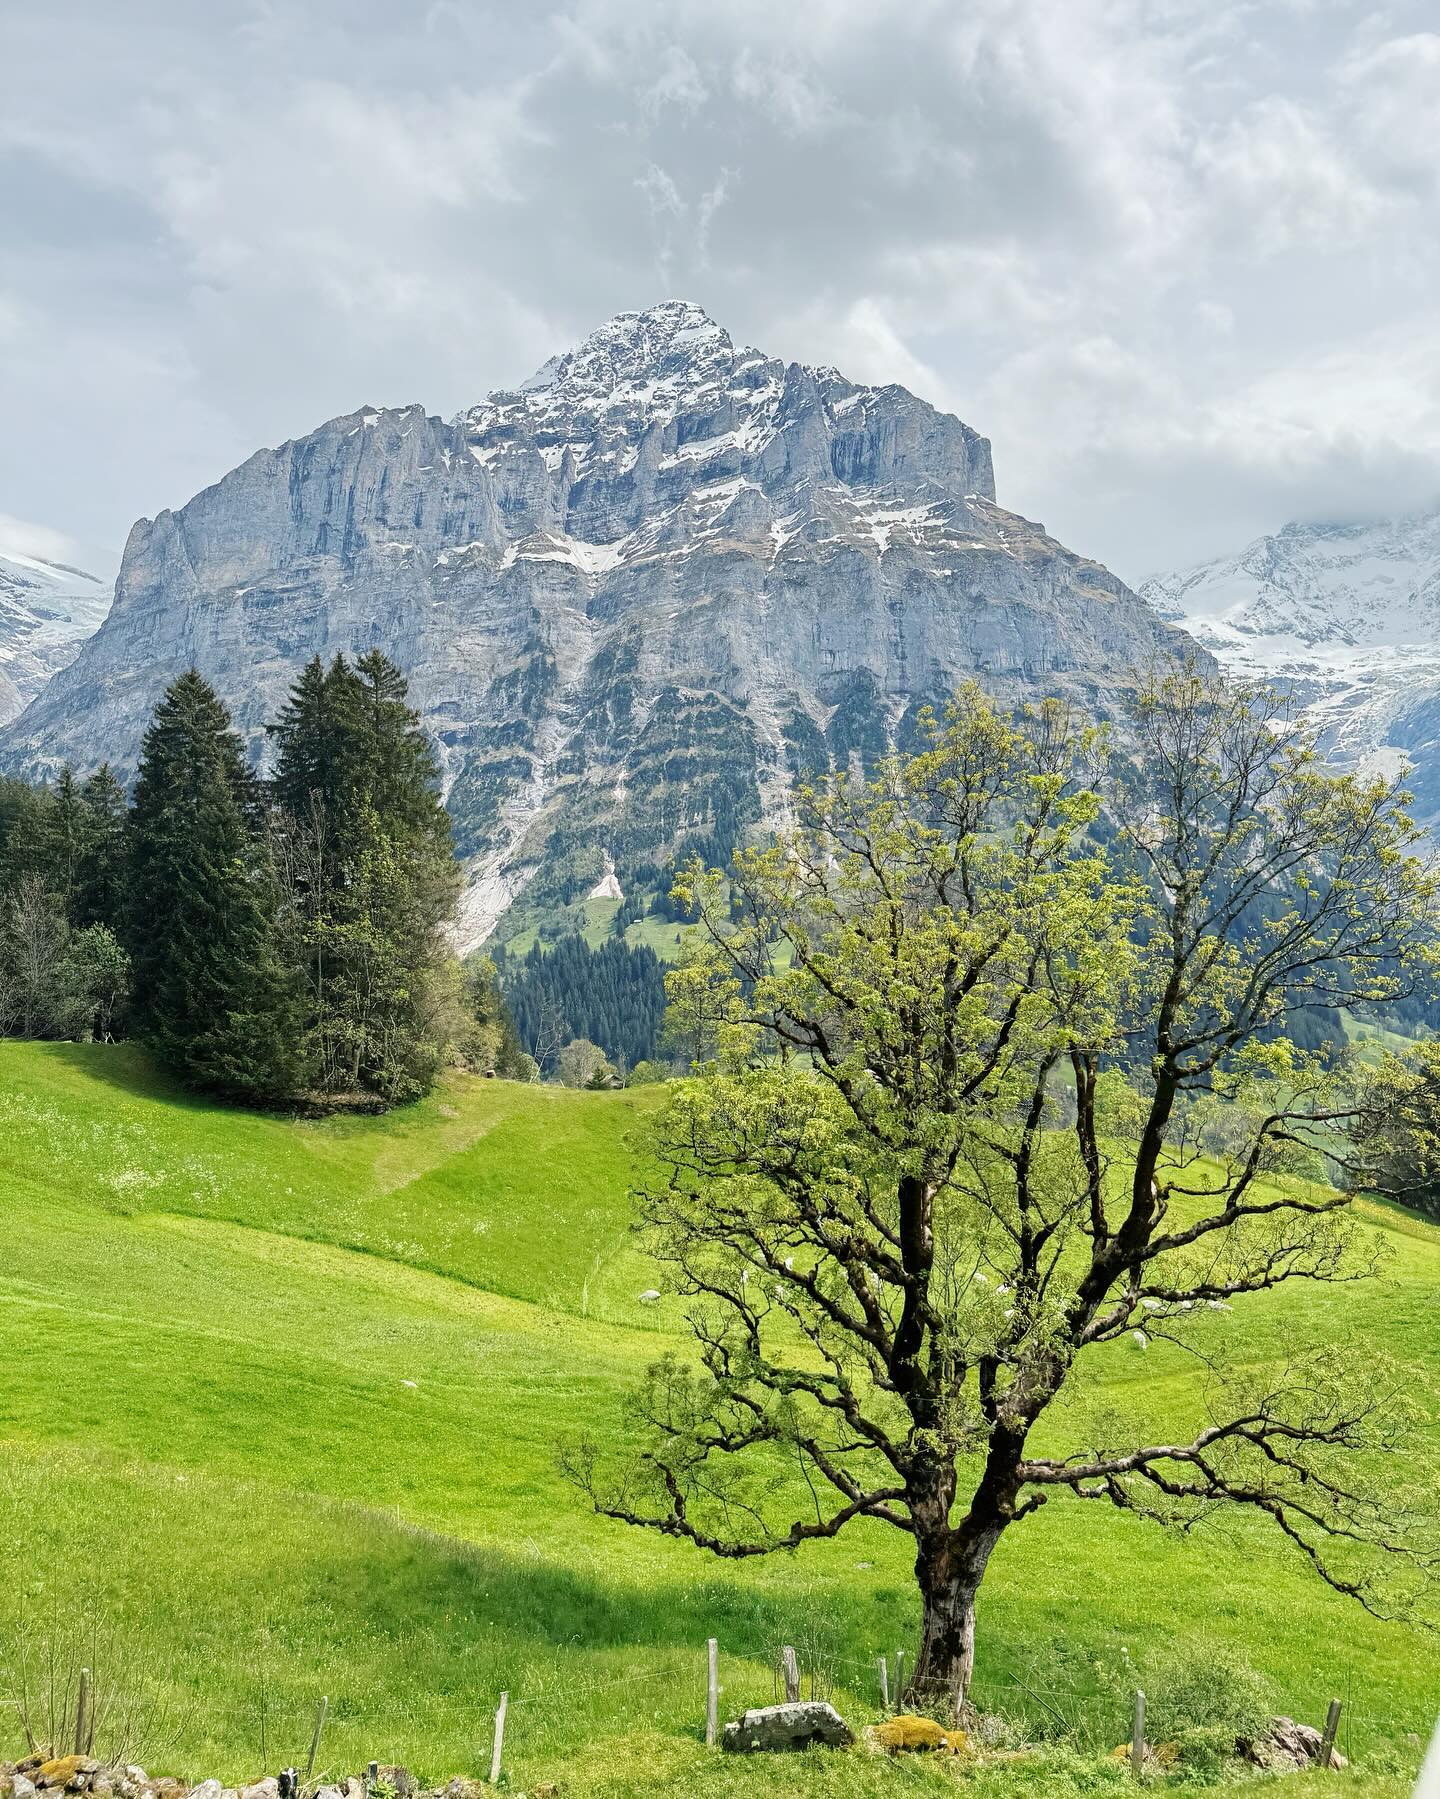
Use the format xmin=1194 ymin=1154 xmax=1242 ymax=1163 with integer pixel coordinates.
xmin=4 ymin=301 xmax=1195 ymax=942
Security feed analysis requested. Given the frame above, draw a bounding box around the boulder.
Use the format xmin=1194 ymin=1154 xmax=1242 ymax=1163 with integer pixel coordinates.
xmin=188 ymin=1781 xmax=223 ymax=1799
xmin=14 ymin=1779 xmax=37 ymax=1799
xmin=241 ymin=1782 xmax=278 ymax=1799
xmin=721 ymin=1701 xmax=854 ymax=1753
xmin=35 ymin=1761 xmax=96 ymax=1791
xmin=1242 ymin=1716 xmax=1347 ymax=1772
xmin=869 ymin=1716 xmax=967 ymax=1754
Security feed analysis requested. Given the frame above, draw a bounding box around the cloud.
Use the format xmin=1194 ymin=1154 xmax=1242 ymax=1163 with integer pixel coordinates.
xmin=2 ymin=0 xmax=1439 ymax=582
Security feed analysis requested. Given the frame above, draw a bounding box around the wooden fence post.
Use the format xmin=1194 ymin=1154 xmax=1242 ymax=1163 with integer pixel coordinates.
xmin=878 ymin=1656 xmax=890 ymax=1711
xmin=489 ymin=1692 xmax=508 ymax=1785
xmin=781 ymin=1646 xmax=800 ymax=1703
xmin=1319 ymin=1698 xmax=1343 ymax=1771
xmin=1131 ymin=1689 xmax=1146 ymax=1779
xmin=305 ymin=1697 xmax=328 ymax=1783
xmin=705 ymin=1639 xmax=718 ymax=1747
xmin=74 ymin=1669 xmax=90 ymax=1756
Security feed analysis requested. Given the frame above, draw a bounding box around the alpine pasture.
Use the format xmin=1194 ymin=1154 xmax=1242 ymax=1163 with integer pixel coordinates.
xmin=2 ymin=1042 xmax=1436 ymax=1796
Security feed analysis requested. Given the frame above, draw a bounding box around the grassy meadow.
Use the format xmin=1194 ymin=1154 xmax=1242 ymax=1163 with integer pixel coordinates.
xmin=1 ymin=1042 xmax=1437 ymax=1796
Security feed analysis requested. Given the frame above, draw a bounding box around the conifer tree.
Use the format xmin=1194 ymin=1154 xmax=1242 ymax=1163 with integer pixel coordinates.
xmin=270 ymin=651 xmax=458 ymax=1101
xmin=128 ymin=670 xmax=301 ymax=1102
xmin=75 ymin=765 xmax=129 ymax=928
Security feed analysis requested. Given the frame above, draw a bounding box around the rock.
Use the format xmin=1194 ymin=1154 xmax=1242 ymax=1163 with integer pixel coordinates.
xmin=240 ymin=1781 xmax=278 ymax=1799
xmin=443 ymin=1781 xmax=487 ymax=1799
xmin=313 ymin=1784 xmax=341 ymax=1799
xmin=374 ymin=1770 xmax=410 ymax=1799
xmin=35 ymin=1760 xmax=93 ymax=1791
xmin=868 ymin=1716 xmax=967 ymax=1754
xmin=339 ymin=1779 xmax=364 ymax=1799
xmin=720 ymin=1700 xmax=854 ymax=1753
xmin=187 ymin=1781 xmax=223 ymax=1799
xmin=13 ymin=1778 xmax=37 ymax=1799
xmin=90 ymin=1778 xmax=113 ymax=1798
xmin=1241 ymin=1716 xmax=1347 ymax=1772
xmin=0 ymin=301 xmax=1199 ymax=952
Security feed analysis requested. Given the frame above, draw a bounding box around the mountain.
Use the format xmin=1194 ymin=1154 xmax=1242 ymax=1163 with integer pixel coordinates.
xmin=1140 ymin=510 xmax=1440 ymax=820
xmin=0 ymin=546 xmax=112 ymax=727
xmin=2 ymin=299 xmax=1194 ymax=944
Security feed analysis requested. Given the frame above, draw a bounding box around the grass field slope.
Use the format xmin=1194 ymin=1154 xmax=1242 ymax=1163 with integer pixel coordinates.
xmin=1 ymin=1044 xmax=1437 ymax=1796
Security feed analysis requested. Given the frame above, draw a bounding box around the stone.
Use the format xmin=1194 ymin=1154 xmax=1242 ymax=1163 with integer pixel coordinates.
xmin=13 ymin=1778 xmax=37 ymax=1799
xmin=374 ymin=1770 xmax=410 ymax=1799
xmin=313 ymin=1784 xmax=342 ymax=1799
xmin=869 ymin=1716 xmax=968 ymax=1754
xmin=240 ymin=1781 xmax=278 ymax=1799
xmin=720 ymin=1700 xmax=854 ymax=1753
xmin=90 ymin=1778 xmax=113 ymax=1798
xmin=443 ymin=1781 xmax=486 ymax=1799
xmin=187 ymin=1781 xmax=223 ymax=1799
xmin=0 ymin=301 xmax=1201 ymax=951
xmin=35 ymin=1760 xmax=91 ymax=1791
xmin=1241 ymin=1716 xmax=1347 ymax=1773
xmin=339 ymin=1779 xmax=364 ymax=1799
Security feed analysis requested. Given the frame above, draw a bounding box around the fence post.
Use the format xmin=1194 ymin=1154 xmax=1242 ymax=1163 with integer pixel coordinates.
xmin=705 ymin=1639 xmax=718 ymax=1747
xmin=893 ymin=1650 xmax=905 ymax=1709
xmin=305 ymin=1697 xmax=328 ymax=1783
xmin=489 ymin=1692 xmax=508 ymax=1785
xmin=878 ymin=1656 xmax=890 ymax=1711
xmin=1319 ymin=1698 xmax=1343 ymax=1771
xmin=781 ymin=1646 xmax=800 ymax=1703
xmin=1131 ymin=1689 xmax=1146 ymax=1779
xmin=74 ymin=1668 xmax=90 ymax=1756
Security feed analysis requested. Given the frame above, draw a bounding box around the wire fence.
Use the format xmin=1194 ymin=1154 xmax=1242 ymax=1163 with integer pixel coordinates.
xmin=0 ymin=1633 xmax=1402 ymax=1790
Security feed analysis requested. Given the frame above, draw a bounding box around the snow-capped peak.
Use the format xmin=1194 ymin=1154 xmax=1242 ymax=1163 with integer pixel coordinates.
xmin=1141 ymin=506 xmax=1440 ymax=816
xmin=458 ymin=300 xmax=767 ymax=444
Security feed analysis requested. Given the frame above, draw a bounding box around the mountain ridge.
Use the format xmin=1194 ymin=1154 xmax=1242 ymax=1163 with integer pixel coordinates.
xmin=1140 ymin=506 xmax=1440 ymax=819
xmin=3 ymin=299 xmax=1196 ymax=944
xmin=0 ymin=546 xmax=112 ymax=727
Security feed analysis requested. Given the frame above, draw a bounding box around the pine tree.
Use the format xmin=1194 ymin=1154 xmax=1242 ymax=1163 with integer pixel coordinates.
xmin=270 ymin=651 xmax=459 ymax=1101
xmin=75 ymin=765 xmax=129 ymax=928
xmin=128 ymin=670 xmax=302 ymax=1102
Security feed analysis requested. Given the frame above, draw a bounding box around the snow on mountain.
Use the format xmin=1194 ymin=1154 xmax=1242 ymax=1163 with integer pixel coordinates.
xmin=1140 ymin=510 xmax=1440 ymax=818
xmin=0 ymin=546 xmax=113 ymax=726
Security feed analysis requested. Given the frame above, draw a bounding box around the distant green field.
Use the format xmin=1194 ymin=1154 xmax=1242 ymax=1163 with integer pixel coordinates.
xmin=0 ymin=1043 xmax=1436 ymax=1797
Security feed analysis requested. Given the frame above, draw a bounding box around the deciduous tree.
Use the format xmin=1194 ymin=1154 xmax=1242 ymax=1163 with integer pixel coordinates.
xmin=569 ymin=672 xmax=1440 ymax=1719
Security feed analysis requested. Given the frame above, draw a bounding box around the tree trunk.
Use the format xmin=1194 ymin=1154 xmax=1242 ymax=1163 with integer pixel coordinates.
xmin=908 ymin=1523 xmax=1002 ymax=1723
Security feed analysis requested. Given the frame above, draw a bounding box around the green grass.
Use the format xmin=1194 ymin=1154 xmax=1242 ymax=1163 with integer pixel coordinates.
xmin=0 ymin=1042 xmax=1436 ymax=1797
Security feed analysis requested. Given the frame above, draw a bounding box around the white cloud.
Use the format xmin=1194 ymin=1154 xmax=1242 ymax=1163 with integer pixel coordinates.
xmin=2 ymin=0 xmax=1438 ymax=582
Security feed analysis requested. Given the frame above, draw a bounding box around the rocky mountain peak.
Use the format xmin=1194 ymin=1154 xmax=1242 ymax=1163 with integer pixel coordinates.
xmin=510 ymin=298 xmax=742 ymax=415
xmin=4 ymin=300 xmax=1193 ymax=945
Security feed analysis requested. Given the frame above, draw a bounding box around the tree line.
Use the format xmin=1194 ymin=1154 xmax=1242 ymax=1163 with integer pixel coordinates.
xmin=0 ymin=653 xmax=528 ymax=1105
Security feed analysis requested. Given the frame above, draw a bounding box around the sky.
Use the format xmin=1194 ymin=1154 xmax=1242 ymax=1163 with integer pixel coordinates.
xmin=3 ymin=0 xmax=1440 ymax=586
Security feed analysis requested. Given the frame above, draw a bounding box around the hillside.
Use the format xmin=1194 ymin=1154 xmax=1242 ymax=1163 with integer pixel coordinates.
xmin=0 ymin=301 xmax=1195 ymax=948
xmin=1 ymin=1042 xmax=1437 ymax=1795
